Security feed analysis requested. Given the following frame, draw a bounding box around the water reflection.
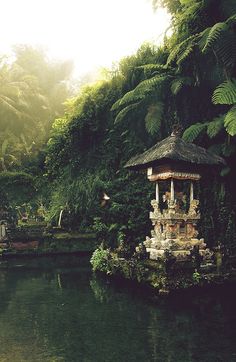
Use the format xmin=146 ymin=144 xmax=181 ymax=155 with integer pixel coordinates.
xmin=0 ymin=256 xmax=236 ymax=362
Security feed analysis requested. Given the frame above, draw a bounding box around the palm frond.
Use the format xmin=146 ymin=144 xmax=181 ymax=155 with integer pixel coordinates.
xmin=212 ymin=79 xmax=236 ymax=105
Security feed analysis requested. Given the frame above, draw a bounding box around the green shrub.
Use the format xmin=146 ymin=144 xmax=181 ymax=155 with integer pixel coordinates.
xmin=90 ymin=247 xmax=110 ymax=272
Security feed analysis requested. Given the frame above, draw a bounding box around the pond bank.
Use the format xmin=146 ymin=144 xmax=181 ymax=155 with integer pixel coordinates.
xmin=0 ymin=223 xmax=98 ymax=256
xmin=90 ymin=248 xmax=236 ymax=294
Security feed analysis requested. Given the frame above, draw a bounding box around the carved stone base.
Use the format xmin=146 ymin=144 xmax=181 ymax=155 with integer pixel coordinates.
xmin=143 ymin=236 xmax=212 ymax=262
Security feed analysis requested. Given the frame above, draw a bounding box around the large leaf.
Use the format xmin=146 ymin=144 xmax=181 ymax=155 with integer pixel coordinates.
xmin=202 ymin=22 xmax=228 ymax=53
xmin=214 ymin=30 xmax=236 ymax=69
xmin=111 ymin=74 xmax=171 ymax=113
xmin=171 ymin=77 xmax=192 ymax=95
xmin=167 ymin=35 xmax=197 ymax=66
xmin=207 ymin=115 xmax=225 ymax=138
xmin=224 ymin=105 xmax=236 ymax=136
xmin=182 ymin=122 xmax=208 ymax=142
xmin=114 ymin=102 xmax=141 ymax=124
xmin=145 ymin=102 xmax=164 ymax=135
xmin=136 ymin=64 xmax=170 ymax=78
xmin=212 ymin=79 xmax=236 ymax=105
xmin=111 ymin=90 xmax=144 ymax=113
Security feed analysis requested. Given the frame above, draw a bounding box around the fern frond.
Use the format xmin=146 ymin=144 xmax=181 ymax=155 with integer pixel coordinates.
xmin=111 ymin=74 xmax=171 ymax=114
xmin=226 ymin=13 xmax=236 ymax=27
xmin=202 ymin=22 xmax=228 ymax=53
xmin=224 ymin=105 xmax=236 ymax=136
xmin=171 ymin=77 xmax=192 ymax=95
xmin=145 ymin=102 xmax=164 ymax=135
xmin=111 ymin=90 xmax=145 ymax=113
xmin=177 ymin=43 xmax=195 ymax=66
xmin=166 ymin=34 xmax=197 ymax=66
xmin=212 ymin=79 xmax=236 ymax=104
xmin=135 ymin=74 xmax=171 ymax=92
xmin=182 ymin=122 xmax=208 ymax=142
xmin=207 ymin=115 xmax=224 ymax=138
xmin=214 ymin=30 xmax=236 ymax=68
xmin=114 ymin=102 xmax=141 ymax=124
xmin=136 ymin=64 xmax=170 ymax=78
xmin=222 ymin=142 xmax=236 ymax=157
xmin=198 ymin=27 xmax=211 ymax=50
xmin=207 ymin=143 xmax=223 ymax=155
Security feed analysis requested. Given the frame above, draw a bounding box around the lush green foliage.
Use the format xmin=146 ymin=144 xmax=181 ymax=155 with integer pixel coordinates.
xmin=43 ymin=0 xmax=236 ymax=252
xmin=0 ymin=46 xmax=72 ymax=171
xmin=90 ymin=247 xmax=110 ymax=272
xmin=1 ymin=1 xmax=235 ymax=255
xmin=0 ymin=171 xmax=35 ymax=205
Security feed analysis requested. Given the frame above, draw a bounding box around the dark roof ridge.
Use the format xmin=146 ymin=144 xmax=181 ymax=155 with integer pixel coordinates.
xmin=125 ymin=133 xmax=226 ymax=170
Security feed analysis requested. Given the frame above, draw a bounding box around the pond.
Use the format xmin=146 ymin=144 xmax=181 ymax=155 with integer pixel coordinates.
xmin=0 ymin=255 xmax=236 ymax=362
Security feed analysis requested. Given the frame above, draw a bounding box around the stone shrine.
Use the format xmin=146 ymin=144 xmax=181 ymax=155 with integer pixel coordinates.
xmin=125 ymin=128 xmax=226 ymax=261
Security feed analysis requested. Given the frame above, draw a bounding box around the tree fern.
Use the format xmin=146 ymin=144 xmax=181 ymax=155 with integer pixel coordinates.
xmin=198 ymin=27 xmax=211 ymax=50
xmin=200 ymin=14 xmax=236 ymax=68
xmin=212 ymin=79 xmax=236 ymax=104
xmin=136 ymin=64 xmax=170 ymax=78
xmin=225 ymin=13 xmax=236 ymax=25
xmin=213 ymin=29 xmax=236 ymax=69
xmin=221 ymin=142 xmax=236 ymax=157
xmin=224 ymin=105 xmax=236 ymax=136
xmin=135 ymin=74 xmax=171 ymax=92
xmin=176 ymin=42 xmax=196 ymax=67
xmin=114 ymin=102 xmax=141 ymax=124
xmin=207 ymin=143 xmax=223 ymax=156
xmin=182 ymin=122 xmax=208 ymax=142
xmin=145 ymin=102 xmax=164 ymax=135
xmin=171 ymin=76 xmax=192 ymax=95
xmin=111 ymin=74 xmax=171 ymax=113
xmin=167 ymin=34 xmax=198 ymax=66
xmin=111 ymin=90 xmax=145 ymax=113
xmin=207 ymin=115 xmax=224 ymax=138
xmin=202 ymin=22 xmax=228 ymax=53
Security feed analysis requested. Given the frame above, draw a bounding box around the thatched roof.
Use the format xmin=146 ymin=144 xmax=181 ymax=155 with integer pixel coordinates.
xmin=125 ymin=134 xmax=226 ymax=170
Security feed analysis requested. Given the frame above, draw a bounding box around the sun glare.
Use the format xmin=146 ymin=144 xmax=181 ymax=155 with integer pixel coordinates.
xmin=1 ymin=0 xmax=171 ymax=78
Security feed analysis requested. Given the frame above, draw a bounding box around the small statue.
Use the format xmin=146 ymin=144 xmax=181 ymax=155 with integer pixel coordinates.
xmin=189 ymin=199 xmax=199 ymax=216
xmin=144 ymin=236 xmax=151 ymax=248
xmin=151 ymin=199 xmax=160 ymax=216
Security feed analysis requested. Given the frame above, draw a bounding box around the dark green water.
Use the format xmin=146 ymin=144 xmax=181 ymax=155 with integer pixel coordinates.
xmin=0 ymin=256 xmax=236 ymax=362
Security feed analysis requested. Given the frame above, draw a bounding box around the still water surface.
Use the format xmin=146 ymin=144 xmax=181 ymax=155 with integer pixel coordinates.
xmin=0 ymin=255 xmax=236 ymax=362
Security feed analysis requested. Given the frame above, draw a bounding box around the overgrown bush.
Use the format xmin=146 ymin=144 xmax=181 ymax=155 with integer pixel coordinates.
xmin=90 ymin=247 xmax=110 ymax=272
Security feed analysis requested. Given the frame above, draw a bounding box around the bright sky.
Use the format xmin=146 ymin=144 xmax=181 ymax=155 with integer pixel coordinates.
xmin=0 ymin=0 xmax=171 ymax=78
